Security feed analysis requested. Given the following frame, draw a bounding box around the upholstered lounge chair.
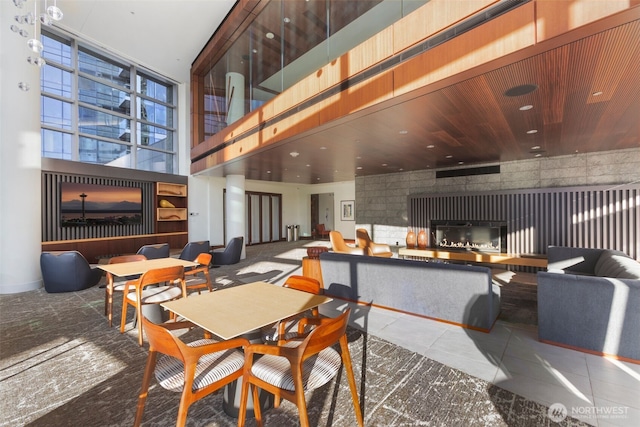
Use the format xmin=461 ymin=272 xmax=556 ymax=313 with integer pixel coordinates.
xmin=40 ymin=251 xmax=103 ymax=293
xmin=211 ymin=236 xmax=243 ymax=266
xmin=356 ymin=228 xmax=393 ymax=257
xmin=178 ymin=240 xmax=210 ymax=262
xmin=329 ymin=231 xmax=366 ymax=255
xmin=136 ymin=243 xmax=170 ymax=260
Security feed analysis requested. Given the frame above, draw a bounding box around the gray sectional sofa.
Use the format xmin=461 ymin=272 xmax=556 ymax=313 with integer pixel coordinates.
xmin=537 ymin=246 xmax=640 ymax=361
xmin=319 ymin=252 xmax=501 ymax=332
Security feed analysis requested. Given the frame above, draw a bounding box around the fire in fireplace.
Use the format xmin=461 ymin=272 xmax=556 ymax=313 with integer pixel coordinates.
xmin=431 ymin=221 xmax=507 ymax=253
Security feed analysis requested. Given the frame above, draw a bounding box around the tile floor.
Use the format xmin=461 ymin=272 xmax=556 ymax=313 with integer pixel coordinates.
xmin=318 ymin=299 xmax=640 ymax=426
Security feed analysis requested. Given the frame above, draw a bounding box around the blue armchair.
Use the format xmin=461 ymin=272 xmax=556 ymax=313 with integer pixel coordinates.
xmin=40 ymin=251 xmax=103 ymax=293
xmin=212 ymin=237 xmax=243 ymax=266
xmin=136 ymin=243 xmax=170 ymax=260
xmin=178 ymin=240 xmax=210 ymax=261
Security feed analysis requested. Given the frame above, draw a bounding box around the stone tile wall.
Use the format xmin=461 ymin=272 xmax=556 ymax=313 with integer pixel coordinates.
xmin=356 ymin=148 xmax=640 ymax=246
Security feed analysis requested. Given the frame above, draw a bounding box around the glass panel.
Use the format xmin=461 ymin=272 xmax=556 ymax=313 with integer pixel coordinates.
xmin=41 ymin=96 xmax=72 ymax=129
xmin=272 ymin=195 xmax=281 ymax=240
xmin=41 ymin=64 xmax=72 ymax=97
xmin=79 ymin=76 xmax=131 ymax=115
xmin=136 ymin=148 xmax=174 ymax=173
xmin=41 ymin=32 xmax=71 ymax=66
xmin=250 ymin=194 xmax=261 ymax=244
xmin=137 ymin=123 xmax=172 ymax=150
xmin=79 ymin=136 xmax=132 ymax=167
xmin=137 ymin=73 xmax=172 ymax=104
xmin=41 ymin=128 xmax=71 ymax=159
xmin=262 ymin=195 xmax=271 ymax=241
xmin=78 ymin=47 xmax=130 ymax=89
xmin=79 ymin=106 xmax=131 ymax=141
xmin=138 ymin=99 xmax=173 ymax=127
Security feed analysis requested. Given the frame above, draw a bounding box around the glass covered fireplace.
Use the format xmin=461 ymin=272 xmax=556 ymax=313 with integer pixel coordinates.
xmin=431 ymin=221 xmax=507 ymax=253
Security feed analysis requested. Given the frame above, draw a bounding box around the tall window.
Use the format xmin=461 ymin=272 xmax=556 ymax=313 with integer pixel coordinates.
xmin=40 ymin=30 xmax=177 ymax=173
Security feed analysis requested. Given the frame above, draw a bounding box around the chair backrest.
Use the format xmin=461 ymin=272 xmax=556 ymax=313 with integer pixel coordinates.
xmin=330 ymin=231 xmax=366 ymax=255
xmin=140 ymin=315 xmax=186 ymax=360
xmin=300 ymin=308 xmax=350 ymax=359
xmin=138 ymin=265 xmax=185 ymax=291
xmin=283 ymin=275 xmax=321 ymax=295
xmin=194 ymin=252 xmax=212 ymax=267
xmin=137 ymin=243 xmax=170 ymax=260
xmin=179 ymin=241 xmax=210 ymax=261
xmin=109 ymin=254 xmax=147 ymax=265
xmin=356 ymin=228 xmax=371 ymax=248
xmin=40 ymin=250 xmax=99 ymax=292
xmin=224 ymin=236 xmax=243 ymax=259
xmin=316 ymin=224 xmax=326 ymax=233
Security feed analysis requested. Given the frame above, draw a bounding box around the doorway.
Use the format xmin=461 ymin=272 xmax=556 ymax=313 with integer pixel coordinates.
xmin=311 ymin=193 xmax=334 ymax=238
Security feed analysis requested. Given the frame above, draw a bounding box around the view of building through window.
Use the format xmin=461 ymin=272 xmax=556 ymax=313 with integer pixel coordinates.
xmin=40 ymin=30 xmax=177 ymax=173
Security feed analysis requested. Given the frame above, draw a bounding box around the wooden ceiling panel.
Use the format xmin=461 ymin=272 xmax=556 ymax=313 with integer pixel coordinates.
xmin=194 ymin=9 xmax=640 ymax=183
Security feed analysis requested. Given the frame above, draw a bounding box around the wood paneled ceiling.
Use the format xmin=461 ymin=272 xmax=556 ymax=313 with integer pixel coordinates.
xmin=197 ymin=4 xmax=640 ymax=184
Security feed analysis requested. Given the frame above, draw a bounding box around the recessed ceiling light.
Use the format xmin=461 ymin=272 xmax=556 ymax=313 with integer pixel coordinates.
xmin=445 ymin=155 xmax=453 ymax=159
xmin=535 ymin=153 xmax=542 ymax=157
xmin=399 ymin=130 xmax=408 ymax=134
xmin=252 ymin=49 xmax=258 ymax=54
xmin=266 ymin=32 xmax=275 ymax=39
xmin=519 ymin=105 xmax=533 ymax=111
xmin=317 ymin=177 xmax=320 ymax=180
xmin=526 ymin=129 xmax=538 ymax=134
xmin=356 ymin=156 xmax=361 ymax=160
xmin=426 ymin=144 xmax=435 ymax=149
xmin=283 ymin=17 xmax=290 ymax=23
xmin=458 ymin=161 xmax=464 ymax=165
xmin=289 ymin=151 xmax=299 ymax=157
xmin=267 ymin=170 xmax=271 ymax=173
xmin=306 ymin=164 xmax=310 ymax=167
xmin=382 ymin=163 xmax=387 ymax=166
xmin=356 ymin=166 xmax=363 ymax=170
xmin=320 ymin=146 xmax=327 ymax=150
xmin=531 ymin=145 xmax=541 ymax=150
xmin=399 ymin=168 xmax=404 ymax=171
xmin=592 ymin=91 xmax=603 ymax=96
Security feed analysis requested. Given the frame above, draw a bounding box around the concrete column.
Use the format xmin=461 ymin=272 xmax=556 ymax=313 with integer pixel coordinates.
xmin=1 ymin=0 xmax=43 ymax=293
xmin=225 ymin=72 xmax=245 ymax=125
xmin=225 ymin=175 xmax=246 ymax=259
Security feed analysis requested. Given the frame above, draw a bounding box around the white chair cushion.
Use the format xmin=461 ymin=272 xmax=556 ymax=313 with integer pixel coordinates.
xmin=126 ymin=286 xmax=183 ymax=304
xmin=112 ymin=280 xmax=133 ymax=292
xmin=251 ymin=346 xmax=341 ymax=392
xmin=154 ymin=339 xmax=245 ymax=392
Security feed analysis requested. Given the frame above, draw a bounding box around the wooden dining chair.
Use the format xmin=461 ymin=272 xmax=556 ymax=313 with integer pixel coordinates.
xmin=120 ymin=265 xmax=186 ymax=346
xmin=184 ymin=252 xmax=213 ymax=294
xmin=238 ymin=308 xmax=364 ymax=427
xmin=263 ymin=275 xmax=323 ymax=345
xmin=104 ymin=254 xmax=147 ymax=327
xmin=134 ymin=315 xmax=249 ymax=427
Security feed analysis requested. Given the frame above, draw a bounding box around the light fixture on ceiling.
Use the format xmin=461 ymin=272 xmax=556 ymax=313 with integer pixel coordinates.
xmin=382 ymin=163 xmax=388 ymax=167
xmin=320 ymin=146 xmax=327 ymax=150
xmin=426 ymin=144 xmax=435 ymax=149
xmin=531 ymin=145 xmax=541 ymax=150
xmin=445 ymin=155 xmax=453 ymax=159
xmin=283 ymin=17 xmax=290 ymax=23
xmin=458 ymin=161 xmax=464 ymax=165
xmin=289 ymin=151 xmax=299 ymax=157
xmin=357 ymin=166 xmax=363 ymax=170
xmin=399 ymin=130 xmax=408 ymax=134
xmin=265 ymin=32 xmax=275 ymax=39
xmin=504 ymin=84 xmax=538 ymax=97
xmin=592 ymin=91 xmax=603 ymax=96
xmin=11 ymin=0 xmax=64 ymax=91
xmin=526 ymin=129 xmax=538 ymax=134
xmin=519 ymin=105 xmax=533 ymax=111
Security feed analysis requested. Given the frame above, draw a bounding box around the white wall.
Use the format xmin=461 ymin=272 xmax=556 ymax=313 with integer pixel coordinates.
xmin=190 ymin=176 xmax=356 ymax=244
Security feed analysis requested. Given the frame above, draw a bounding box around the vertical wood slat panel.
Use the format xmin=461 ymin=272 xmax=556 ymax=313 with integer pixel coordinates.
xmin=408 ymin=185 xmax=639 ymax=258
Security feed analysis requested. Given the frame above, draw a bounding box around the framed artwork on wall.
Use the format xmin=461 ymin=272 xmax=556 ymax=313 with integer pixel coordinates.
xmin=340 ymin=200 xmax=355 ymax=221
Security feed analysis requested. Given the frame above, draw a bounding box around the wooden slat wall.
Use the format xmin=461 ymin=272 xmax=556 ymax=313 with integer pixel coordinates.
xmin=42 ymin=172 xmax=155 ymax=242
xmin=408 ymin=185 xmax=640 ymax=259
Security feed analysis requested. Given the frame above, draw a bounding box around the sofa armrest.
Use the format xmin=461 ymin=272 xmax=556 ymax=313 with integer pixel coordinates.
xmin=547 ymin=246 xmax=604 ymax=274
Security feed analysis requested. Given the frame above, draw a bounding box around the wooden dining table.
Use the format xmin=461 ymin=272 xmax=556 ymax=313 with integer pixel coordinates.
xmin=96 ymin=257 xmax=198 ymax=277
xmin=161 ymin=280 xmax=333 ymax=340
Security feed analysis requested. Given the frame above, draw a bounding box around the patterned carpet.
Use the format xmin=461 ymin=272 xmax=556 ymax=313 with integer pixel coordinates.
xmin=0 ymin=241 xmax=587 ymax=426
